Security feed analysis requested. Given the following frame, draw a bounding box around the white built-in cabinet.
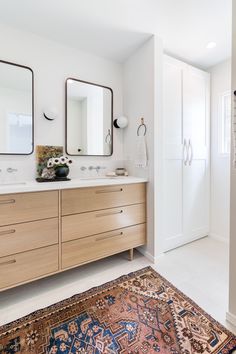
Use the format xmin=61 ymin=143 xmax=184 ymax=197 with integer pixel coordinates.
xmin=162 ymin=55 xmax=210 ymax=251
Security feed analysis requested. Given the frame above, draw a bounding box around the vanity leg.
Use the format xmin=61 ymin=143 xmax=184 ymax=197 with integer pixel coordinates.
xmin=128 ymin=248 xmax=134 ymax=261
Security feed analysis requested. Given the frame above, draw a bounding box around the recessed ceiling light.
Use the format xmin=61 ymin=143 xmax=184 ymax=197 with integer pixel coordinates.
xmin=206 ymin=41 xmax=217 ymax=49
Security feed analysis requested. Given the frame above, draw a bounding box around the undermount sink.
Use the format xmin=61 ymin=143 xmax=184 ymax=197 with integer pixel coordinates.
xmin=0 ymin=182 xmax=27 ymax=186
xmin=80 ymin=176 xmax=118 ymax=181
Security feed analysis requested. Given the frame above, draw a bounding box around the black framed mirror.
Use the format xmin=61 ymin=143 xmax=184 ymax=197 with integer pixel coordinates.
xmin=0 ymin=60 xmax=34 ymax=155
xmin=65 ymin=78 xmax=113 ymax=156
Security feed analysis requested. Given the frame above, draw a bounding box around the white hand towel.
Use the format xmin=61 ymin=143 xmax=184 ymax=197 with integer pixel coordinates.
xmin=135 ymin=136 xmax=148 ymax=168
xmin=104 ymin=141 xmax=111 ymax=155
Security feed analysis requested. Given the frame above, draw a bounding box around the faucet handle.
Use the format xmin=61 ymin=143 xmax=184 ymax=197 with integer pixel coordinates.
xmin=7 ymin=167 xmax=18 ymax=173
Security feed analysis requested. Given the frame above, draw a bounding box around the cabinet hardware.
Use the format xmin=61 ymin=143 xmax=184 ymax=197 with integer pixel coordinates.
xmin=0 ymin=259 xmax=16 ymax=266
xmin=0 ymin=199 xmax=15 ymax=205
xmin=188 ymin=139 xmax=193 ymax=166
xmin=7 ymin=168 xmax=18 ymax=173
xmin=183 ymin=139 xmax=188 ymax=165
xmin=96 ymin=231 xmax=123 ymax=241
xmin=96 ymin=210 xmax=123 ymax=217
xmin=0 ymin=229 xmax=16 ymax=236
xmin=96 ymin=188 xmax=123 ymax=194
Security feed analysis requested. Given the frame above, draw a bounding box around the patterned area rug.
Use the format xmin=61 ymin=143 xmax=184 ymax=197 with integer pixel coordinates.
xmin=0 ymin=267 xmax=235 ymax=354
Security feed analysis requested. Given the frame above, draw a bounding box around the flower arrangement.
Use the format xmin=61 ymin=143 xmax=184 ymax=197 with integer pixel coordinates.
xmin=47 ymin=156 xmax=73 ymax=168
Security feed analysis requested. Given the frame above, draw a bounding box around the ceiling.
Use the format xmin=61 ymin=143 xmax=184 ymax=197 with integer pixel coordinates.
xmin=0 ymin=0 xmax=232 ymax=69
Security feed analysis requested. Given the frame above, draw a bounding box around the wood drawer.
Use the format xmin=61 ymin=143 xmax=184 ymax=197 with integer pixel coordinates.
xmin=0 ymin=245 xmax=58 ymax=290
xmin=62 ymin=224 xmax=146 ymax=269
xmin=0 ymin=218 xmax=58 ymax=258
xmin=62 ymin=203 xmax=145 ymax=242
xmin=62 ymin=183 xmax=146 ymax=215
xmin=0 ymin=191 xmax=59 ymax=226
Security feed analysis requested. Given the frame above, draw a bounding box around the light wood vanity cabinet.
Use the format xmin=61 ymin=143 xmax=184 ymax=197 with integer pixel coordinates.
xmin=62 ymin=203 xmax=145 ymax=242
xmin=0 ymin=218 xmax=58 ymax=257
xmin=0 ymin=182 xmax=146 ymax=291
xmin=0 ymin=190 xmax=58 ymax=226
xmin=61 ymin=184 xmax=146 ymax=269
xmin=0 ymin=245 xmax=59 ymax=290
xmin=61 ymin=183 xmax=146 ymax=215
xmin=62 ymin=224 xmax=146 ymax=269
xmin=0 ymin=191 xmax=59 ymax=291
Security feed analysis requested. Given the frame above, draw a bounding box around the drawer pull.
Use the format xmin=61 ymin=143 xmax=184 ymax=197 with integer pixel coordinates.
xmin=0 ymin=229 xmax=16 ymax=236
xmin=96 ymin=188 xmax=123 ymax=194
xmin=96 ymin=231 xmax=123 ymax=241
xmin=0 ymin=259 xmax=16 ymax=266
xmin=0 ymin=199 xmax=15 ymax=205
xmin=96 ymin=210 xmax=123 ymax=218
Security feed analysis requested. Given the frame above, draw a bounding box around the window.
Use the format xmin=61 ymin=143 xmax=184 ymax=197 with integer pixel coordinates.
xmin=219 ymin=92 xmax=231 ymax=155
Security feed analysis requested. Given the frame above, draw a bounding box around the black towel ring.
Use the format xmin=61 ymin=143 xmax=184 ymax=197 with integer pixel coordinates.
xmin=137 ymin=118 xmax=147 ymax=136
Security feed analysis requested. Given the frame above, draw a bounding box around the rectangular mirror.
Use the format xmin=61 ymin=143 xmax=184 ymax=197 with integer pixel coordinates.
xmin=0 ymin=60 xmax=34 ymax=155
xmin=66 ymin=78 xmax=113 ymax=156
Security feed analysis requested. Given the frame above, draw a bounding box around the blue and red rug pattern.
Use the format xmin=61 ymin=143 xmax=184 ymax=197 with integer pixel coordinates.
xmin=0 ymin=267 xmax=235 ymax=353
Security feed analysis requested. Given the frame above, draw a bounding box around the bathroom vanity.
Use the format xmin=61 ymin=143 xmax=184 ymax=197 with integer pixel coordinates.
xmin=0 ymin=177 xmax=147 ymax=291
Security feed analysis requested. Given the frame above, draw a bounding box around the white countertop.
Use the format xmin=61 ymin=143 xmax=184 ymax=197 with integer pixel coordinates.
xmin=0 ymin=176 xmax=148 ymax=195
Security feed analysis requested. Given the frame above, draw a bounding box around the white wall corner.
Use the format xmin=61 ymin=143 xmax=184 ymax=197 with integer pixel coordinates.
xmin=226 ymin=311 xmax=236 ymax=327
xmin=123 ymin=34 xmax=164 ymax=261
xmin=209 ymin=233 xmax=230 ymax=244
xmin=138 ymin=246 xmax=156 ymax=263
xmin=138 ymin=246 xmax=165 ymax=263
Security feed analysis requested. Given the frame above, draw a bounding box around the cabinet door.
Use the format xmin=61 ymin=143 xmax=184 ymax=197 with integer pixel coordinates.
xmin=162 ymin=56 xmax=185 ymax=251
xmin=183 ymin=67 xmax=210 ymax=241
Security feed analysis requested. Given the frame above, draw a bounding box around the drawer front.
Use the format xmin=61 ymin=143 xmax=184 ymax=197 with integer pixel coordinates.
xmin=62 ymin=203 xmax=146 ymax=242
xmin=62 ymin=224 xmax=146 ymax=269
xmin=0 ymin=191 xmax=58 ymax=226
xmin=62 ymin=183 xmax=146 ymax=215
xmin=0 ymin=245 xmax=59 ymax=290
xmin=0 ymin=218 xmax=58 ymax=258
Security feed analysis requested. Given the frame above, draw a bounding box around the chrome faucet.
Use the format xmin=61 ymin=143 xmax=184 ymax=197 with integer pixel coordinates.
xmin=7 ymin=167 xmax=18 ymax=173
xmin=95 ymin=166 xmax=106 ymax=173
xmin=88 ymin=166 xmax=106 ymax=173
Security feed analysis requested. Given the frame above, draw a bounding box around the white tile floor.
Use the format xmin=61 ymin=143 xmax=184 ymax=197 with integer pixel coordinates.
xmin=0 ymin=236 xmax=235 ymax=334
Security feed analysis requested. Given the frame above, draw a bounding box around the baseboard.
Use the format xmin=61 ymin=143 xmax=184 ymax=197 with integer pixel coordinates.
xmin=226 ymin=311 xmax=236 ymax=326
xmin=138 ymin=247 xmax=165 ymax=263
xmin=137 ymin=247 xmax=156 ymax=263
xmin=209 ymin=233 xmax=229 ymax=244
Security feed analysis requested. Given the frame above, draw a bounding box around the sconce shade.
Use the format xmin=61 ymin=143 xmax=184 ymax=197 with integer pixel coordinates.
xmin=43 ymin=107 xmax=58 ymax=121
xmin=114 ymin=116 xmax=128 ymax=129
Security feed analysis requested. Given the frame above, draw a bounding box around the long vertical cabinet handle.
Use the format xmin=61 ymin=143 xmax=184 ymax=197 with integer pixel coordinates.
xmin=188 ymin=139 xmax=193 ymax=166
xmin=233 ymin=91 xmax=236 ymax=168
xmin=183 ymin=139 xmax=188 ymax=165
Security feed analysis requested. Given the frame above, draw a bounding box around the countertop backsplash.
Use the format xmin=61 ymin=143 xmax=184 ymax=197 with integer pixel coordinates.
xmin=0 ymin=157 xmax=127 ymax=184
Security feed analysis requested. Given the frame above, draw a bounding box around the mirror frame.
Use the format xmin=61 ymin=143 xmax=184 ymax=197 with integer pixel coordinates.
xmin=65 ymin=78 xmax=113 ymax=156
xmin=0 ymin=59 xmax=34 ymax=156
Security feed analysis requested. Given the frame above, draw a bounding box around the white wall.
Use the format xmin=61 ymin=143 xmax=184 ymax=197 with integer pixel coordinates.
xmin=228 ymin=1 xmax=236 ymax=327
xmin=209 ymin=59 xmax=231 ymax=243
xmin=0 ymin=24 xmax=163 ymax=261
xmin=0 ymin=24 xmax=124 ymax=182
xmin=123 ymin=36 xmax=163 ymax=261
